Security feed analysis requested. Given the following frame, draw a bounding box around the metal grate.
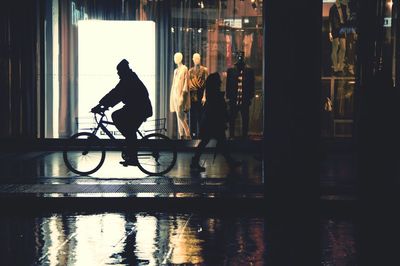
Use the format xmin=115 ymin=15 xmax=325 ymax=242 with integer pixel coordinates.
xmin=0 ymin=183 xmax=264 ymax=196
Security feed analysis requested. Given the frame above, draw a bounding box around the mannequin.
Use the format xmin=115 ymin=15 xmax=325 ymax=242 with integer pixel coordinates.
xmin=169 ymin=52 xmax=191 ymax=139
xmin=329 ymin=0 xmax=350 ymax=75
xmin=344 ymin=0 xmax=357 ymax=75
xmin=226 ymin=51 xmax=255 ymax=139
xmin=188 ymin=53 xmax=208 ymax=138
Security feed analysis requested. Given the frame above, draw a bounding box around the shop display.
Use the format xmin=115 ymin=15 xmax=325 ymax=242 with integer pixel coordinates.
xmin=169 ymin=52 xmax=191 ymax=140
xmin=322 ymin=0 xmax=358 ymax=138
xmin=243 ymin=33 xmax=253 ymax=59
xmin=329 ymin=0 xmax=350 ymax=75
xmin=188 ymin=53 xmax=208 ymax=139
xmin=39 ymin=0 xmax=264 ymax=139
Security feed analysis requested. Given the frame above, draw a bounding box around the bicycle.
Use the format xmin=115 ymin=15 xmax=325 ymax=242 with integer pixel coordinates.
xmin=63 ymin=108 xmax=177 ymax=176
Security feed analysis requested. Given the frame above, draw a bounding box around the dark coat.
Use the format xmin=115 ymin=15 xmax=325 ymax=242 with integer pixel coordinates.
xmin=329 ymin=3 xmax=349 ymax=38
xmin=99 ymin=70 xmax=152 ymax=119
xmin=199 ymin=91 xmax=228 ymax=139
xmin=226 ymin=65 xmax=255 ymax=106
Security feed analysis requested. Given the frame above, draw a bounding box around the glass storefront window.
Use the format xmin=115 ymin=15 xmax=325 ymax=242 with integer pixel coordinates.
xmin=43 ymin=0 xmax=264 ymax=140
xmin=322 ymin=0 xmax=400 ymax=140
xmin=322 ymin=0 xmax=357 ymax=139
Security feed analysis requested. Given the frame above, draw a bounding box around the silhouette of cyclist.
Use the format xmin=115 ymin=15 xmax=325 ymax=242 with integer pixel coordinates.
xmin=91 ymin=59 xmax=153 ymax=166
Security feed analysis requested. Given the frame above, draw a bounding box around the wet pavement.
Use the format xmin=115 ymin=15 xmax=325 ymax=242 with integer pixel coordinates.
xmin=0 ymin=150 xmax=356 ymax=200
xmin=321 ymin=218 xmax=357 ymax=266
xmin=0 ymin=151 xmax=263 ymax=200
xmin=0 ymin=149 xmax=362 ymax=264
xmin=320 ymin=152 xmax=357 ymax=197
xmin=0 ymin=210 xmax=358 ymax=266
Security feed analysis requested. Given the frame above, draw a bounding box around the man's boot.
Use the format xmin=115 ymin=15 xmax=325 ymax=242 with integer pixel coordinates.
xmin=190 ymin=157 xmax=206 ymax=172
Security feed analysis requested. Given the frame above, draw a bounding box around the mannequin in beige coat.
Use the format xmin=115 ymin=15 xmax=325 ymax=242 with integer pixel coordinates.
xmin=170 ymin=52 xmax=191 ymax=139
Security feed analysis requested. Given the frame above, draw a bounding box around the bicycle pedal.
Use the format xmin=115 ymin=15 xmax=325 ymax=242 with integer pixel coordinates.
xmin=119 ymin=160 xmax=138 ymax=167
xmin=119 ymin=161 xmax=129 ymax=167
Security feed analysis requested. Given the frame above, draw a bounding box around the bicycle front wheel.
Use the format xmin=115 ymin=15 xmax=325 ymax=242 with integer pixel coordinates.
xmin=136 ymin=133 xmax=177 ymax=176
xmin=63 ymin=132 xmax=106 ymax=175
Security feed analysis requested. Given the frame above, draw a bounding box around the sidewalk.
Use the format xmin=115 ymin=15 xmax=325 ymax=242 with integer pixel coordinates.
xmin=0 ymin=151 xmax=263 ymax=212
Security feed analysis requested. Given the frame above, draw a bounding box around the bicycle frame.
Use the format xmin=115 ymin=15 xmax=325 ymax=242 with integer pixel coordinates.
xmin=64 ymin=111 xmax=177 ymax=175
xmin=92 ymin=112 xmax=145 ymax=141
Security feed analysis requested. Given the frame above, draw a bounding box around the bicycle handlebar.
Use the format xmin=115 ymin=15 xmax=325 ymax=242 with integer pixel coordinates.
xmin=91 ymin=106 xmax=108 ymax=115
xmin=91 ymin=107 xmax=109 ymax=125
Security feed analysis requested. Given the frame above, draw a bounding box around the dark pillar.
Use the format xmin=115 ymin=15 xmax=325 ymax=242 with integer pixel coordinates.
xmin=264 ymin=1 xmax=321 ymax=265
xmin=0 ymin=0 xmax=42 ymax=139
xmin=356 ymin=0 xmax=400 ymax=264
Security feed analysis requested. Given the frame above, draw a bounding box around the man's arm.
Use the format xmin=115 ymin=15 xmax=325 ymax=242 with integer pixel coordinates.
xmin=329 ymin=6 xmax=334 ymax=42
xmin=99 ymin=82 xmax=123 ymax=108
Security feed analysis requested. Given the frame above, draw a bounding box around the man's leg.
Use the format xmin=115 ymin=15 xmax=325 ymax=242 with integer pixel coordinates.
xmin=112 ymin=108 xmax=130 ymax=137
xmin=346 ymin=33 xmax=355 ymax=75
xmin=331 ymin=38 xmax=339 ymax=72
xmin=240 ymin=104 xmax=250 ymax=139
xmin=229 ymin=104 xmax=239 ymax=139
xmin=112 ymin=108 xmax=142 ymax=162
xmin=126 ymin=118 xmax=143 ymax=160
xmin=216 ymin=136 xmax=241 ymax=168
xmin=190 ymin=100 xmax=200 ymax=138
xmin=337 ymin=37 xmax=346 ymax=72
xmin=191 ymin=137 xmax=210 ymax=171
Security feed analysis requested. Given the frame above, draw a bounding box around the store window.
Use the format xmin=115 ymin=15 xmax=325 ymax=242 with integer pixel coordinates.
xmin=43 ymin=0 xmax=264 ymax=140
xmin=321 ymin=0 xmax=397 ymax=139
xmin=321 ymin=0 xmax=358 ymax=139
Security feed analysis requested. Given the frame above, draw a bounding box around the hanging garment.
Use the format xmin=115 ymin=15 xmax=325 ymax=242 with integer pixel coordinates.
xmin=169 ymin=64 xmax=191 ymax=139
xmin=243 ymin=33 xmax=253 ymax=59
xmin=170 ymin=65 xmax=190 ymax=113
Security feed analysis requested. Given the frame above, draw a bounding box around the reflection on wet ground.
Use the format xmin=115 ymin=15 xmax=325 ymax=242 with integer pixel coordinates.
xmin=320 ymin=153 xmax=357 ymax=198
xmin=0 ymin=211 xmax=358 ymax=265
xmin=0 ymin=212 xmax=266 ymax=265
xmin=321 ymin=219 xmax=357 ymax=265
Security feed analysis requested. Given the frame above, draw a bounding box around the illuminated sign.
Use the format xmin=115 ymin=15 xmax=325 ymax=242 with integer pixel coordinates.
xmin=384 ymin=17 xmax=392 ymax=27
xmin=223 ymin=19 xmax=242 ymax=28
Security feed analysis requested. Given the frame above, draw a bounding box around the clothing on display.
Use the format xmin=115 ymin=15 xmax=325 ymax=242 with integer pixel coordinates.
xmin=226 ymin=53 xmax=255 ymax=139
xmin=243 ymin=33 xmax=253 ymax=59
xmin=329 ymin=0 xmax=350 ymax=73
xmin=169 ymin=52 xmax=191 ymax=139
xmin=335 ymin=79 xmax=354 ymax=118
xmin=225 ymin=35 xmax=232 ymax=67
xmin=188 ymin=54 xmax=208 ymax=139
xmin=247 ymin=30 xmax=263 ymax=71
xmin=343 ymin=1 xmax=357 ymax=75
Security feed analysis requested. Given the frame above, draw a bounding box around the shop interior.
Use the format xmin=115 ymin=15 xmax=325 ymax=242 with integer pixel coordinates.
xmin=43 ymin=0 xmax=264 ymax=140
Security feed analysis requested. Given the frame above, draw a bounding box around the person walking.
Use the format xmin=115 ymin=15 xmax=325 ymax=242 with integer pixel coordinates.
xmin=190 ymin=72 xmax=241 ymax=172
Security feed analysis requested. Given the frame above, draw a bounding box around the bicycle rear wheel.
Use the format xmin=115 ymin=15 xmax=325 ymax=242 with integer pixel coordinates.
xmin=136 ymin=133 xmax=177 ymax=176
xmin=63 ymin=132 xmax=106 ymax=175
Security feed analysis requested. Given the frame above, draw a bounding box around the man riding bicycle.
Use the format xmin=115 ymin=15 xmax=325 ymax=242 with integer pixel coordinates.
xmin=91 ymin=59 xmax=153 ymax=166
